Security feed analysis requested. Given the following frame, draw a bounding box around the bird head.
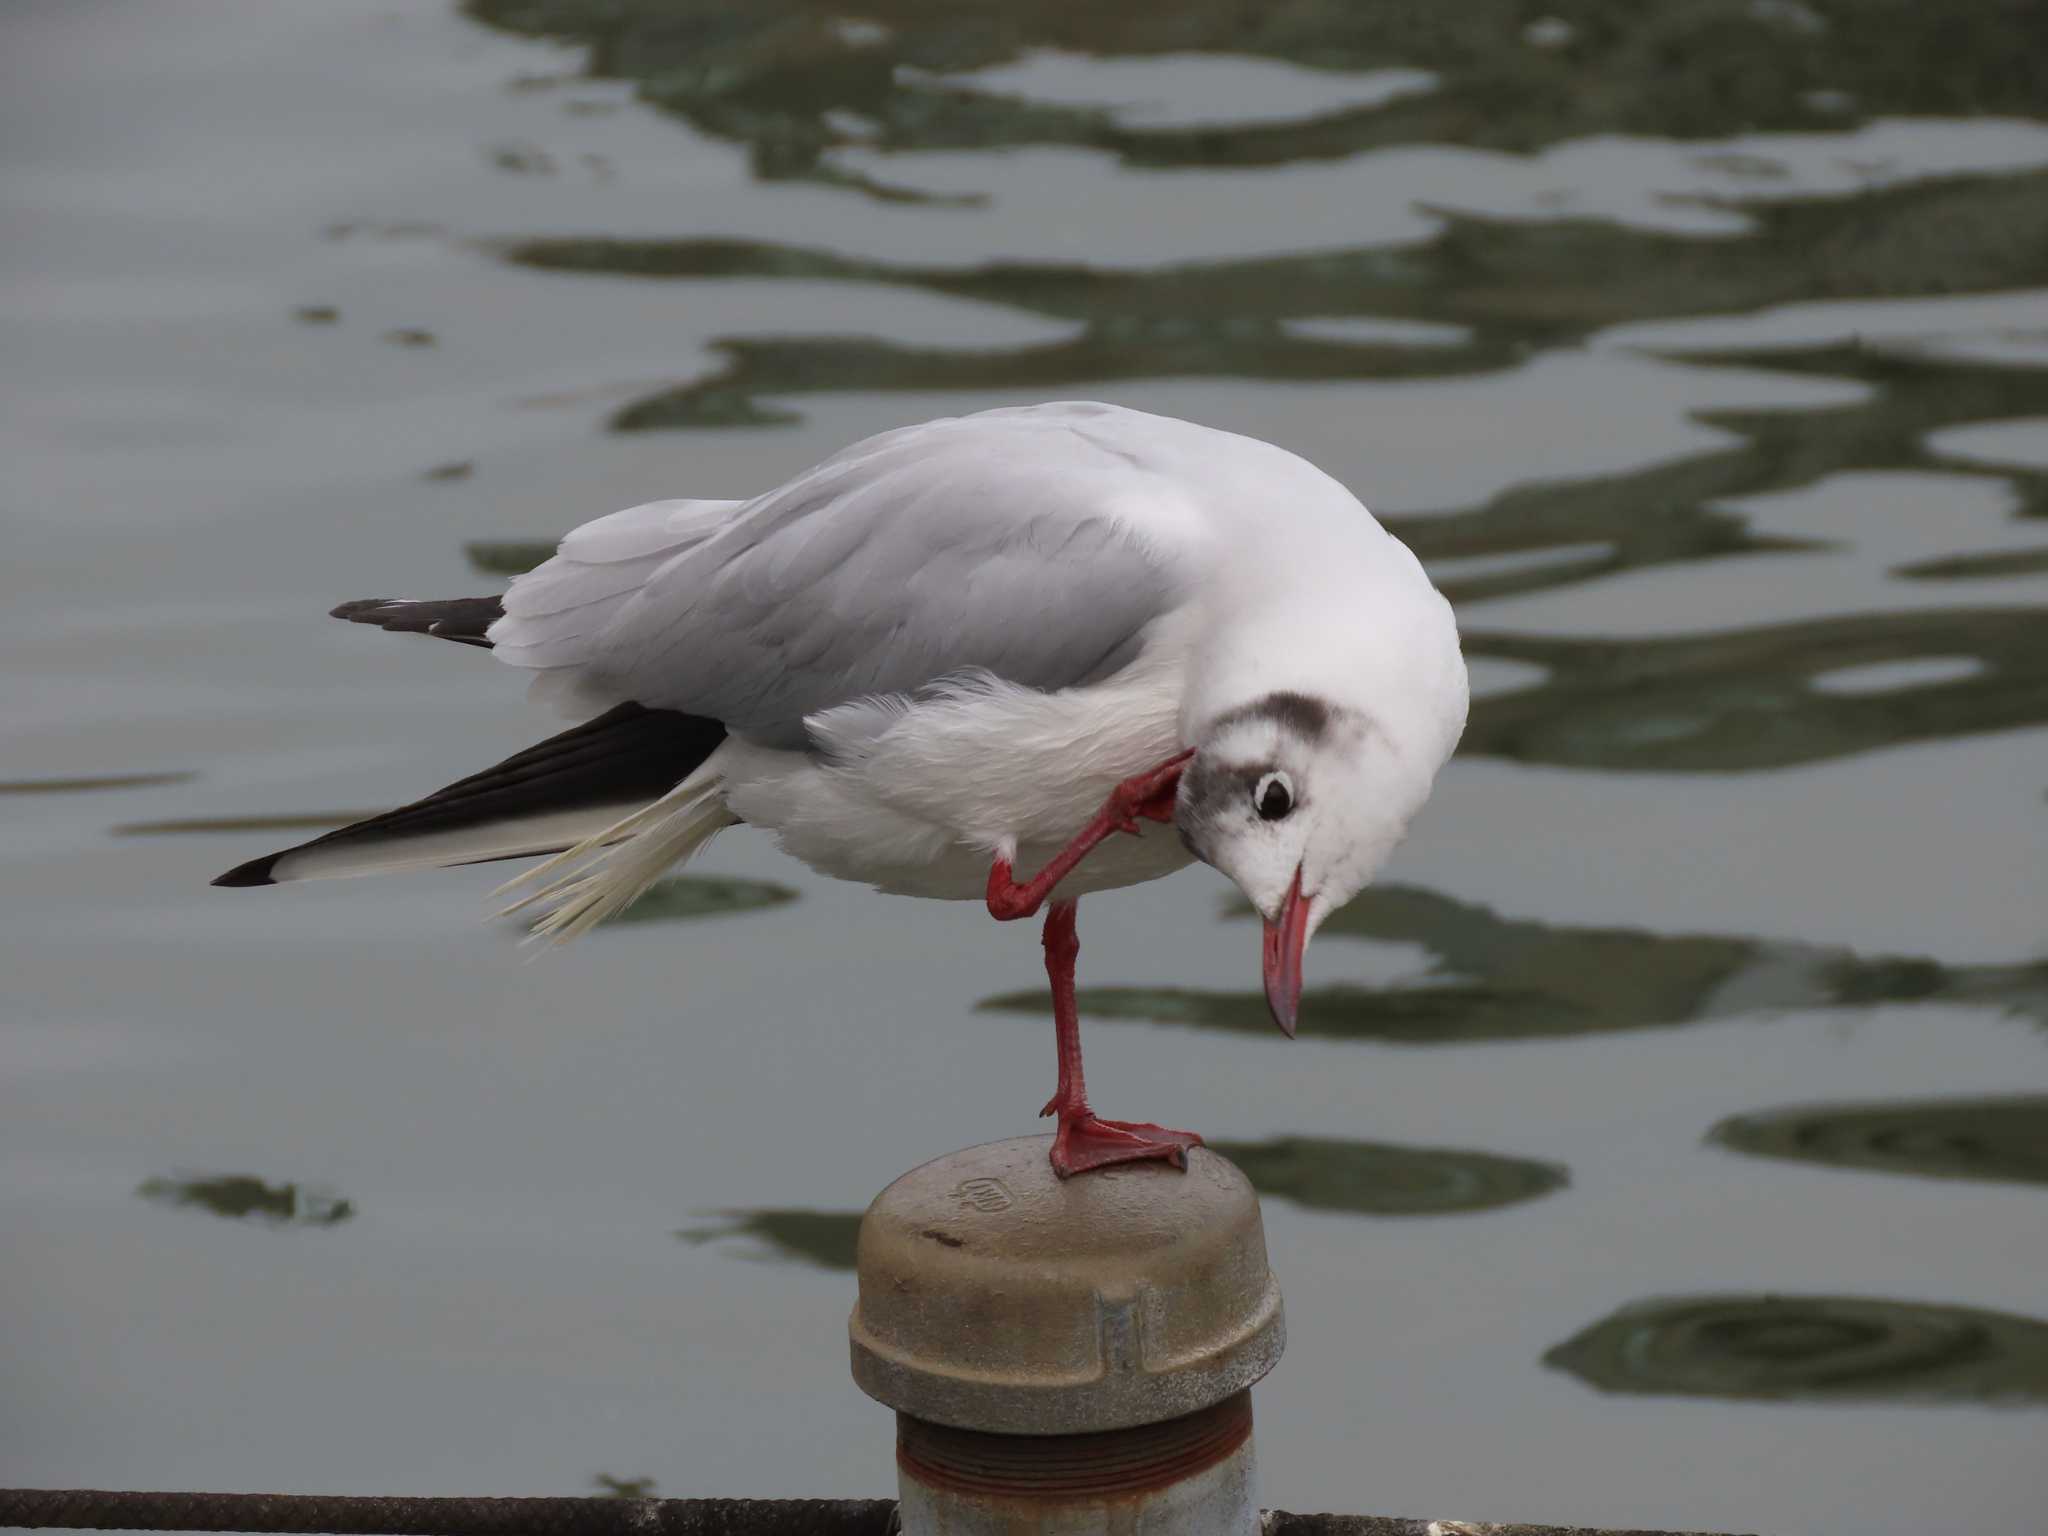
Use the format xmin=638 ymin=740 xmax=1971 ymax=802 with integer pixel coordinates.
xmin=1175 ymin=613 xmax=1467 ymax=1035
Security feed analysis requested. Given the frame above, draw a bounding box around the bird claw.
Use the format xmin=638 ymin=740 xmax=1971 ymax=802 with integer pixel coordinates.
xmin=1106 ymin=750 xmax=1192 ymax=834
xmin=984 ymin=750 xmax=1194 ymax=920
xmin=1049 ymin=1112 xmax=1204 ymax=1178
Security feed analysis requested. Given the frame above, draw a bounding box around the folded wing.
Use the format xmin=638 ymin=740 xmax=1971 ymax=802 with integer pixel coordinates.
xmin=503 ymin=406 xmax=1197 ymax=746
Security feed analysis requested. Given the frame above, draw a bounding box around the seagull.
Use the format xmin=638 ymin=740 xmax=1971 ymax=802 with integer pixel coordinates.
xmin=216 ymin=402 xmax=1468 ymax=1177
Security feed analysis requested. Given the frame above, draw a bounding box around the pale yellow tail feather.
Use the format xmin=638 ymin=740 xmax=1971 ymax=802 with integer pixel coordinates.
xmin=497 ymin=768 xmax=735 ymax=940
xmin=492 ymin=794 xmax=678 ymax=913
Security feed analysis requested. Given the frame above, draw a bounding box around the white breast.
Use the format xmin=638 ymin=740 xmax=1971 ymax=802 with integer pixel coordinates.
xmin=717 ymin=629 xmax=1197 ymax=901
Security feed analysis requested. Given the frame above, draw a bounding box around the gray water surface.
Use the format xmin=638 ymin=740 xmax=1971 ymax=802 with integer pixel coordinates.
xmin=4 ymin=4 xmax=2046 ymax=1533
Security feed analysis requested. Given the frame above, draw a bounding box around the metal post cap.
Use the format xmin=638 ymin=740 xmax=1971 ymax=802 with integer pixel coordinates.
xmin=849 ymin=1135 xmax=1284 ymax=1435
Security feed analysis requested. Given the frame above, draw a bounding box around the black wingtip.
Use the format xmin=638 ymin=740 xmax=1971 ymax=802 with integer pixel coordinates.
xmin=330 ymin=598 xmax=396 ymax=623
xmin=330 ymin=595 xmax=504 ymax=647
xmin=212 ymin=854 xmax=281 ymax=888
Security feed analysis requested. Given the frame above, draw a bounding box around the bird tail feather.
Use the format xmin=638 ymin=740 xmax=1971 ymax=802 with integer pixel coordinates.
xmin=496 ymin=762 xmax=736 ymax=942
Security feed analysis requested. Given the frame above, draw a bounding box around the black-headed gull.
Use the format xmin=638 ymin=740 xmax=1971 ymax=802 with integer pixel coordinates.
xmin=218 ymin=402 xmax=1467 ymax=1177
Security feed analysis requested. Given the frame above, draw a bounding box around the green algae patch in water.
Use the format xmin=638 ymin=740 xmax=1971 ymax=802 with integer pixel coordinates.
xmin=605 ymin=876 xmax=797 ymax=925
xmin=1545 ymin=1293 xmax=2048 ymax=1405
xmin=1206 ymin=1134 xmax=1566 ymax=1216
xmin=1710 ymin=1094 xmax=2048 ymax=1188
xmin=464 ymin=540 xmax=557 ymax=577
xmin=137 ymin=1174 xmax=355 ymax=1228
xmin=676 ymin=1207 xmax=861 ymax=1271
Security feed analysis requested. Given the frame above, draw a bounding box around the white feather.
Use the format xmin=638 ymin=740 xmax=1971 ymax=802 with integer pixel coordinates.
xmin=498 ymin=754 xmax=738 ymax=941
xmin=717 ymin=620 xmax=1199 ymax=901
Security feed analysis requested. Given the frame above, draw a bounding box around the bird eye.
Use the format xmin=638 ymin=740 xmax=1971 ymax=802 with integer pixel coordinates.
xmin=1253 ymin=771 xmax=1294 ymax=821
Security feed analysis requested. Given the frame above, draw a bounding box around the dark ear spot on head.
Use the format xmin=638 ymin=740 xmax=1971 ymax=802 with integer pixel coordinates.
xmin=1262 ymin=691 xmax=1331 ymax=742
xmin=1207 ymin=690 xmax=1332 ymax=743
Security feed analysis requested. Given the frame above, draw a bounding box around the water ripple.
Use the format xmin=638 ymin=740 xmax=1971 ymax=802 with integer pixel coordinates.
xmin=1710 ymin=1094 xmax=2048 ymax=1187
xmin=1545 ymin=1293 xmax=2048 ymax=1404
xmin=469 ymin=2 xmax=2048 ymax=191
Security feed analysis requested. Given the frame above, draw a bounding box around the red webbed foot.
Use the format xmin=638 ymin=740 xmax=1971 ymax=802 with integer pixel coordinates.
xmin=1048 ymin=1112 xmax=1204 ymax=1178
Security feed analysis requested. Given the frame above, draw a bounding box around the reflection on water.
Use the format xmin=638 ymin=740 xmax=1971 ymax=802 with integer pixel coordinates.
xmin=1465 ymin=605 xmax=2047 ymax=772
xmin=112 ymin=813 xmax=381 ymax=837
xmin=137 ymin=1174 xmax=355 ymax=1228
xmin=979 ymin=884 xmax=2048 ymax=1042
xmin=0 ymin=772 xmax=196 ymax=795
xmin=1545 ymin=1293 xmax=2048 ymax=1405
xmin=468 ymin=1 xmax=2047 ymax=193
xmin=1205 ymin=1135 xmax=1565 ymax=1216
xmin=505 ymin=184 xmax=2048 ymax=442
xmin=1898 ymin=545 xmax=2048 ymax=581
xmin=1433 ymin=342 xmax=2048 ymax=606
xmin=1711 ymin=1094 xmax=2048 ymax=1187
xmin=603 ymin=876 xmax=798 ymax=925
xmin=677 ymin=1208 xmax=860 ymax=1271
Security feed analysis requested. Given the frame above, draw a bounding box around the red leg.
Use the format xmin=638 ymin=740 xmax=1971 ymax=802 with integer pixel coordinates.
xmin=987 ymin=750 xmax=1192 ymax=922
xmin=1038 ymin=899 xmax=1203 ymax=1179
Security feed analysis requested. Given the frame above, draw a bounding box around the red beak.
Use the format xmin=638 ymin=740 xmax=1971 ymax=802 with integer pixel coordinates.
xmin=1261 ymin=868 xmax=1310 ymax=1038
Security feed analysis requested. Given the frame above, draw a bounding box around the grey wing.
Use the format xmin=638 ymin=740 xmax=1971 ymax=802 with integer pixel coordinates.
xmin=486 ymin=496 xmax=745 ymax=717
xmin=579 ymin=413 xmax=1194 ymax=745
